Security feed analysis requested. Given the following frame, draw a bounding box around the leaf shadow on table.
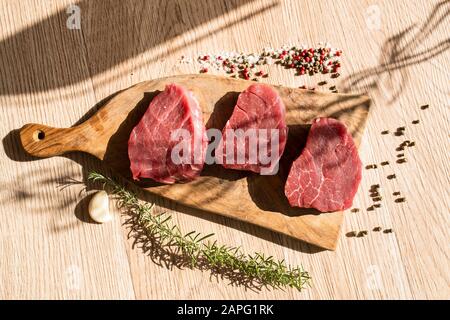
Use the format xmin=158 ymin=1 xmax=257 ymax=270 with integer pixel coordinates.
xmin=340 ymin=0 xmax=450 ymax=103
xmin=0 ymin=0 xmax=279 ymax=98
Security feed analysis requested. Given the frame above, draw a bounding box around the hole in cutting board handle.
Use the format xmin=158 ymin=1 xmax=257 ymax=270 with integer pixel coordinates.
xmin=33 ymin=130 xmax=45 ymax=141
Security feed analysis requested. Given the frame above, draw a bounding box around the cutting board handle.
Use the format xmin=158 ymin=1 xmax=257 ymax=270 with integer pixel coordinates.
xmin=20 ymin=123 xmax=91 ymax=158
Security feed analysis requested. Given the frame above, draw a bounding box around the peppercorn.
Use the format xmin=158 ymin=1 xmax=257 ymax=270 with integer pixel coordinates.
xmin=373 ymin=227 xmax=382 ymax=232
xmin=393 ymin=191 xmax=401 ymax=196
xmin=383 ymin=229 xmax=393 ymax=234
xmin=397 ymin=153 xmax=405 ymax=158
xmin=395 ymin=197 xmax=406 ymax=203
xmin=381 ymin=161 xmax=389 ymax=166
xmin=396 ymin=158 xmax=407 ymax=164
xmin=346 ymin=231 xmax=357 ymax=237
xmin=387 ymin=174 xmax=396 ymax=179
xmin=420 ymin=104 xmax=429 ymax=110
xmin=381 ymin=130 xmax=389 ymax=135
xmin=412 ymin=120 xmax=420 ymax=124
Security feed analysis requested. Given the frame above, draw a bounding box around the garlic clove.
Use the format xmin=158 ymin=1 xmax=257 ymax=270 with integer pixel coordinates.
xmin=88 ymin=190 xmax=112 ymax=223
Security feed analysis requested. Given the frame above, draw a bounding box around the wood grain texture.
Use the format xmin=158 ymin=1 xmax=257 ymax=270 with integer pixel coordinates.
xmin=19 ymin=74 xmax=370 ymax=250
xmin=0 ymin=0 xmax=449 ymax=299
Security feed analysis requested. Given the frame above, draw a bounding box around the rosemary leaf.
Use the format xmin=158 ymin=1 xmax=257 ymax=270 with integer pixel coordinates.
xmin=87 ymin=171 xmax=311 ymax=291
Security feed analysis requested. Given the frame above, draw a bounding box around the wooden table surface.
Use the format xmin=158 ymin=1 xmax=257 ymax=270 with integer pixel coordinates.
xmin=0 ymin=0 xmax=449 ymax=299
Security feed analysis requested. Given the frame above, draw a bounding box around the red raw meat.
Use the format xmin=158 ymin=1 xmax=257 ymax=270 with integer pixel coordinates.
xmin=216 ymin=84 xmax=288 ymax=174
xmin=284 ymin=117 xmax=362 ymax=212
xmin=128 ymin=83 xmax=207 ymax=184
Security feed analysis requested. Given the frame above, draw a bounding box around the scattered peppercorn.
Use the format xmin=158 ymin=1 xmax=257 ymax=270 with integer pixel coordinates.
xmin=367 ymin=205 xmax=375 ymax=211
xmin=331 ymin=72 xmax=340 ymax=78
xmin=396 ymin=158 xmax=407 ymax=164
xmin=387 ymin=174 xmax=396 ymax=179
xmin=397 ymin=153 xmax=405 ymax=158
xmin=329 ymin=85 xmax=336 ymax=91
xmin=381 ymin=130 xmax=389 ymax=135
xmin=408 ymin=141 xmax=415 ymax=147
xmin=396 ymin=146 xmax=405 ymax=151
xmin=373 ymin=227 xmax=382 ymax=232
xmin=394 ymin=130 xmax=404 ymax=136
xmin=395 ymin=197 xmax=406 ymax=203
xmin=412 ymin=120 xmax=420 ymax=124
xmin=374 ymin=203 xmax=381 ymax=208
xmin=393 ymin=191 xmax=401 ymax=196
xmin=383 ymin=228 xmax=393 ymax=234
xmin=397 ymin=126 xmax=406 ymax=131
xmin=318 ymin=81 xmax=327 ymax=86
xmin=357 ymin=231 xmax=368 ymax=237
xmin=420 ymin=104 xmax=429 ymax=110
xmin=351 ymin=208 xmax=360 ymax=213
xmin=196 ymin=44 xmax=343 ymax=79
xmin=346 ymin=231 xmax=357 ymax=237
xmin=372 ymin=196 xmax=382 ymax=202
xmin=381 ymin=161 xmax=390 ymax=166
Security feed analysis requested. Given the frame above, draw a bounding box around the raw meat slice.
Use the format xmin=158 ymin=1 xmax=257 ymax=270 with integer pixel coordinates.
xmin=216 ymin=83 xmax=288 ymax=174
xmin=284 ymin=117 xmax=362 ymax=212
xmin=128 ymin=83 xmax=207 ymax=184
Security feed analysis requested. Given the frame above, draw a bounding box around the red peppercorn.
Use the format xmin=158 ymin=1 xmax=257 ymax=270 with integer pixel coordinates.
xmin=305 ymin=57 xmax=311 ymax=62
xmin=336 ymin=51 xmax=341 ymax=56
xmin=309 ymin=48 xmax=314 ymax=53
xmin=289 ymin=63 xmax=295 ymax=68
xmin=202 ymin=55 xmax=209 ymax=61
xmin=200 ymin=67 xmax=208 ymax=73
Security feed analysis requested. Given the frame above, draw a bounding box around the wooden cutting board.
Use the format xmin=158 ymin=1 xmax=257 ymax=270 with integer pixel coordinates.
xmin=19 ymin=74 xmax=370 ymax=250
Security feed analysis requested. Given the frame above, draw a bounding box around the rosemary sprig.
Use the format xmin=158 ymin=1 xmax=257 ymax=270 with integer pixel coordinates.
xmin=88 ymin=171 xmax=311 ymax=291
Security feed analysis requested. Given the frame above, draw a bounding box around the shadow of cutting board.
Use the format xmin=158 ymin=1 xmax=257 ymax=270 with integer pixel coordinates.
xmin=20 ymin=74 xmax=370 ymax=250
